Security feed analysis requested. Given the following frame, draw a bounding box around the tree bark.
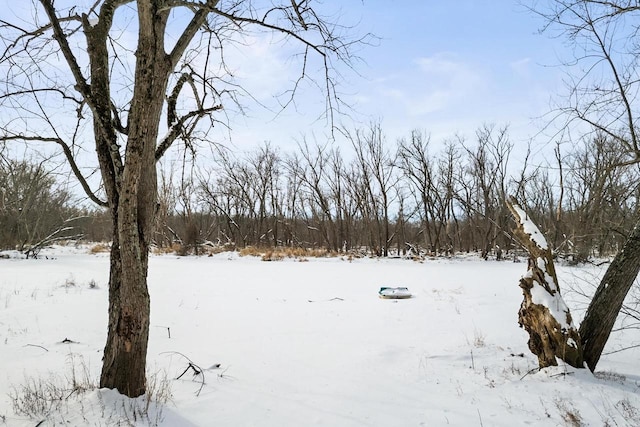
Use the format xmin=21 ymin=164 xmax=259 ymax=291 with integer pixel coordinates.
xmin=507 ymin=198 xmax=584 ymax=368
xmin=579 ymin=218 xmax=640 ymax=371
xmin=99 ymin=1 xmax=170 ymax=397
xmin=100 ymin=213 xmax=150 ymax=397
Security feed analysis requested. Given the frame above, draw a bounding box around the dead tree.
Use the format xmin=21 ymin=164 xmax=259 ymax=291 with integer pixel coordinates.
xmin=507 ymin=197 xmax=583 ymax=368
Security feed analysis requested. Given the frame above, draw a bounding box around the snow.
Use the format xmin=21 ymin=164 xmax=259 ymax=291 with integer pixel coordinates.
xmin=528 ymin=257 xmax=574 ymax=331
xmin=1 ymin=246 xmax=640 ymax=426
xmin=512 ymin=204 xmax=548 ymax=250
xmin=530 ymin=279 xmax=573 ymax=331
xmin=157 ymin=121 xmax=180 ymax=149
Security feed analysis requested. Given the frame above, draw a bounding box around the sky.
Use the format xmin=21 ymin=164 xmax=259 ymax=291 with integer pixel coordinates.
xmin=217 ymin=1 xmax=570 ymax=158
xmin=0 ymin=1 xmax=571 ymax=166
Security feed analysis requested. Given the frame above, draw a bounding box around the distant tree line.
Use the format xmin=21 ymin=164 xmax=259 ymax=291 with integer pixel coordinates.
xmin=2 ymin=123 xmax=638 ymax=260
xmin=0 ymin=157 xmax=79 ymax=256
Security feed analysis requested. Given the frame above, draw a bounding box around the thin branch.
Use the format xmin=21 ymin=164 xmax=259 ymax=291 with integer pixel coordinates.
xmin=210 ymin=7 xmax=327 ymax=58
xmin=38 ymin=0 xmax=92 ymax=101
xmin=0 ymin=134 xmax=107 ymax=207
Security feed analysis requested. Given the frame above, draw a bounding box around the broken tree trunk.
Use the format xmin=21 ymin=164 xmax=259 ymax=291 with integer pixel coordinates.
xmin=506 ymin=197 xmax=584 ymax=369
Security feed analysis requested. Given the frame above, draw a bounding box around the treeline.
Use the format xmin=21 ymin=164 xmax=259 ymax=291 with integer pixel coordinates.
xmin=2 ymin=124 xmax=638 ymax=260
xmin=0 ymin=158 xmax=77 ymax=255
xmin=152 ymin=124 xmax=640 ymax=260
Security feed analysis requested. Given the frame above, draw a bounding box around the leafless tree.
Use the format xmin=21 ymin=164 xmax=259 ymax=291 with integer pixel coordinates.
xmin=0 ymin=158 xmax=76 ymax=252
xmin=456 ymin=124 xmax=512 ymax=258
xmin=0 ymin=0 xmax=367 ymax=396
xmin=397 ymin=130 xmax=441 ymax=253
xmin=437 ymin=141 xmax=463 ymax=254
xmin=328 ymin=147 xmax=357 ymax=252
xmin=346 ymin=122 xmax=398 ymax=256
xmin=530 ymin=0 xmax=640 ymax=370
xmin=559 ymin=134 xmax=637 ymax=259
xmin=244 ymin=142 xmax=283 ymax=247
xmin=287 ymin=139 xmax=340 ymax=250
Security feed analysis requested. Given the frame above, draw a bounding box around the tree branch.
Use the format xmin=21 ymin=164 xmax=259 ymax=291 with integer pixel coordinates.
xmin=155 ymin=106 xmax=222 ymax=161
xmin=167 ymin=0 xmax=220 ymax=69
xmin=0 ymin=134 xmax=107 ymax=207
xmin=38 ymin=0 xmax=92 ymax=101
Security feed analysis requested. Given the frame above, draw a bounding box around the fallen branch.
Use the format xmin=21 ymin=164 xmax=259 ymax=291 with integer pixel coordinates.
xmin=160 ymin=351 xmax=208 ymax=396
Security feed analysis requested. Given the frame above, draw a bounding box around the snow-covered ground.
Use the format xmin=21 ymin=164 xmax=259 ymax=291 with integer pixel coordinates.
xmin=1 ymin=246 xmax=639 ymax=426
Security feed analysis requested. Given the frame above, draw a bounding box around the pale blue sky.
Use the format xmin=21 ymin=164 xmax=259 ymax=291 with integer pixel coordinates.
xmin=0 ymin=1 xmax=569 ymax=159
xmin=219 ymin=1 xmax=570 ymax=157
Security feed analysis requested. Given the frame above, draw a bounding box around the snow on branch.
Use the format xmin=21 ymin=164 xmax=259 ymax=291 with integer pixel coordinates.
xmin=509 ymin=202 xmax=548 ymax=250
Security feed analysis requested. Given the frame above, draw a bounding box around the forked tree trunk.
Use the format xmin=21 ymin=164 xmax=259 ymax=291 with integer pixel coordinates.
xmin=580 ymin=218 xmax=640 ymax=371
xmin=507 ymin=198 xmax=583 ymax=368
xmin=99 ymin=2 xmax=170 ymax=397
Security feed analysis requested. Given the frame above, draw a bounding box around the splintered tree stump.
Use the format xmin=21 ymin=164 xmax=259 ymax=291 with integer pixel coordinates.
xmin=507 ymin=198 xmax=583 ymax=369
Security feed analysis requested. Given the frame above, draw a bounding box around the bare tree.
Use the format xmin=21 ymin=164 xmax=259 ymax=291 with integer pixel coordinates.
xmin=288 ymin=139 xmax=340 ymax=250
xmin=437 ymin=141 xmax=463 ymax=254
xmin=397 ymin=130 xmax=441 ymax=253
xmin=0 ymin=1 xmax=366 ymax=397
xmin=327 ymin=147 xmax=355 ymax=252
xmin=245 ymin=142 xmax=282 ymax=247
xmin=397 ymin=131 xmax=463 ymax=255
xmin=0 ymin=158 xmax=76 ymax=252
xmin=457 ymin=124 xmax=512 ymax=258
xmin=346 ymin=122 xmax=397 ymax=256
xmin=559 ymin=134 xmax=636 ymax=260
xmin=531 ymin=0 xmax=640 ymax=370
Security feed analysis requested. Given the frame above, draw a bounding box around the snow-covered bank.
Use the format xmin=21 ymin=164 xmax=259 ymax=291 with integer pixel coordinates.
xmin=1 ymin=249 xmax=639 ymax=426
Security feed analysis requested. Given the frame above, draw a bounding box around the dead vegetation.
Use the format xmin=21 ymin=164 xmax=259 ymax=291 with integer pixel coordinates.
xmin=89 ymin=243 xmax=110 ymax=254
xmin=239 ymin=246 xmax=340 ymax=260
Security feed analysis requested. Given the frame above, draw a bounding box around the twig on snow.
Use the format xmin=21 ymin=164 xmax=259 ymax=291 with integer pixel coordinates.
xmin=24 ymin=343 xmax=49 ymax=352
xmin=520 ymin=367 xmax=540 ymax=381
xmin=160 ymin=351 xmax=208 ymax=396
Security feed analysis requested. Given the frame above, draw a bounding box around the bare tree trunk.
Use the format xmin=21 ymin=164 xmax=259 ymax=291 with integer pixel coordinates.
xmin=507 ymin=198 xmax=583 ymax=368
xmin=100 ymin=211 xmax=149 ymax=397
xmin=580 ymin=218 xmax=640 ymax=371
xmin=100 ymin=2 xmax=169 ymax=396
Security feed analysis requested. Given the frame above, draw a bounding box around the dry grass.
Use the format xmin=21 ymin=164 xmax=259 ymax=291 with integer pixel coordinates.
xmin=238 ymin=246 xmax=262 ymax=257
xmin=149 ymin=244 xmax=345 ymax=259
xmin=154 ymin=242 xmax=236 ymax=256
xmin=473 ymin=329 xmax=486 ymax=348
xmin=239 ymin=246 xmax=339 ymax=260
xmin=555 ymin=399 xmax=583 ymax=427
xmin=261 ymin=250 xmax=284 ymax=262
xmin=152 ymin=243 xmax=183 ymax=255
xmin=89 ymin=243 xmax=110 ymax=254
xmin=10 ymin=354 xmax=171 ymax=426
xmin=594 ymin=371 xmax=627 ymax=384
